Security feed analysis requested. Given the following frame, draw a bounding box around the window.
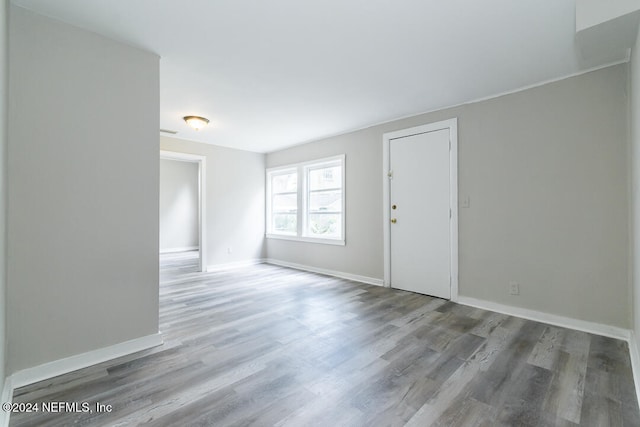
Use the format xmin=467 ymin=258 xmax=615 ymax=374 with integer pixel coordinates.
xmin=266 ymin=155 xmax=345 ymax=245
xmin=269 ymin=169 xmax=298 ymax=235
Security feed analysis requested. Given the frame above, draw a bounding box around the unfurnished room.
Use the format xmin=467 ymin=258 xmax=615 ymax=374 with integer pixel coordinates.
xmin=1 ymin=1 xmax=640 ymax=426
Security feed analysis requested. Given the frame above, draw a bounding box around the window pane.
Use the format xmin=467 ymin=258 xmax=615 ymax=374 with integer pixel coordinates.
xmin=309 ymin=166 xmax=341 ymax=191
xmin=273 ymin=213 xmax=297 ymax=234
xmin=272 ymin=194 xmax=297 ymax=213
xmin=309 ymin=190 xmax=342 ymax=213
xmin=267 ymin=157 xmax=344 ymax=241
xmin=272 ymin=172 xmax=297 ymax=193
xmin=308 ymin=213 xmax=341 ymax=238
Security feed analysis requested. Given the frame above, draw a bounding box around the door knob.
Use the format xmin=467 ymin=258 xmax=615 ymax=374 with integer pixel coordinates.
xmin=391 ymin=218 xmax=397 ymax=224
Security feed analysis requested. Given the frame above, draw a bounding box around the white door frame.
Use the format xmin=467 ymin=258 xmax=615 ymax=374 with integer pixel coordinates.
xmin=382 ymin=118 xmax=458 ymax=301
xmin=160 ymin=150 xmax=207 ymax=272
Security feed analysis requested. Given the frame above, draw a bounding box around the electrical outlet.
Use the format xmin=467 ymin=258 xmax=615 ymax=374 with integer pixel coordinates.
xmin=509 ymin=281 xmax=520 ymax=295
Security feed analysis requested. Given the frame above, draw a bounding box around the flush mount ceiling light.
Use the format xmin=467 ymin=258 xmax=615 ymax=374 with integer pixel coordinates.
xmin=183 ymin=115 xmax=210 ymax=131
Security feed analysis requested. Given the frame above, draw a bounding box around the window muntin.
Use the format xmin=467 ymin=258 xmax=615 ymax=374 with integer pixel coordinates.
xmin=266 ymin=155 xmax=344 ymax=245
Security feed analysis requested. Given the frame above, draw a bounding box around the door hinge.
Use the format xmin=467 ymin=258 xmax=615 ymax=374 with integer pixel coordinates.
xmin=449 ymin=139 xmax=451 ymax=150
xmin=449 ymin=208 xmax=452 ymax=218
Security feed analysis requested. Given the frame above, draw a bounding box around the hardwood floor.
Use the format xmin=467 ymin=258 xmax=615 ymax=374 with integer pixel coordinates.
xmin=10 ymin=252 xmax=640 ymax=426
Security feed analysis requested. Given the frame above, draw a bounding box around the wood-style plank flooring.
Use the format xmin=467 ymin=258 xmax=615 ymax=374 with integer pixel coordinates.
xmin=10 ymin=252 xmax=640 ymax=426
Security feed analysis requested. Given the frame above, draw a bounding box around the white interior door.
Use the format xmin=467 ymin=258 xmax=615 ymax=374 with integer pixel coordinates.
xmin=389 ymin=128 xmax=451 ymax=299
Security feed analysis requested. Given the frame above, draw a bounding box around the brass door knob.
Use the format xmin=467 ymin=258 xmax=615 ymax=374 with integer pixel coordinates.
xmin=391 ymin=218 xmax=397 ymax=224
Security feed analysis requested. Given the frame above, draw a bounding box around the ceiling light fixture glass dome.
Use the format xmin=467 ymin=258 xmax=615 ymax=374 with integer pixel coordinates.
xmin=183 ymin=115 xmax=210 ymax=131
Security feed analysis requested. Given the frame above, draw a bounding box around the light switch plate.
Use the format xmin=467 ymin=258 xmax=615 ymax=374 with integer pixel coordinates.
xmin=509 ymin=281 xmax=520 ymax=295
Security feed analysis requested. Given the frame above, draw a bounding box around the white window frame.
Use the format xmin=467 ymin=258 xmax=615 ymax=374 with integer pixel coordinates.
xmin=266 ymin=154 xmax=345 ymax=246
xmin=265 ymin=166 xmax=298 ymax=237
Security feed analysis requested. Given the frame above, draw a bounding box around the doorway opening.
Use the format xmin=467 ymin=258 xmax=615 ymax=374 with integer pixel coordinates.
xmin=159 ymin=150 xmax=207 ymax=273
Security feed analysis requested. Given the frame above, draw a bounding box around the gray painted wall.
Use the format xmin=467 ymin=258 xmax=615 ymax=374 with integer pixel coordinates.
xmin=159 ymin=159 xmax=199 ymax=252
xmin=160 ymin=137 xmax=265 ymax=268
xmin=267 ymin=64 xmax=630 ymax=328
xmin=8 ymin=6 xmax=160 ymax=372
xmin=631 ymin=26 xmax=640 ymax=358
xmin=0 ymin=0 xmax=7 ymax=386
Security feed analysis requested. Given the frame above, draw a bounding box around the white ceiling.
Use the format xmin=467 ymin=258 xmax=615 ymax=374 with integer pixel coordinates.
xmin=11 ymin=0 xmax=622 ymax=153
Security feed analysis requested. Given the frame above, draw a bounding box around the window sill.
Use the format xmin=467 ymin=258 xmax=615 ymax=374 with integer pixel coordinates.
xmin=266 ymin=233 xmax=345 ymax=246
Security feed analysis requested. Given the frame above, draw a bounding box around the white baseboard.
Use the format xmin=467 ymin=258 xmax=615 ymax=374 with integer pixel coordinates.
xmin=629 ymin=332 xmax=640 ymax=412
xmin=264 ymin=258 xmax=384 ymax=287
xmin=458 ymin=296 xmax=640 ymax=410
xmin=0 ymin=333 xmax=163 ymax=427
xmin=10 ymin=333 xmax=163 ymax=390
xmin=207 ymin=259 xmax=265 ymax=272
xmin=160 ymin=246 xmax=199 ymax=254
xmin=0 ymin=376 xmax=12 ymax=427
xmin=457 ymin=296 xmax=631 ymax=341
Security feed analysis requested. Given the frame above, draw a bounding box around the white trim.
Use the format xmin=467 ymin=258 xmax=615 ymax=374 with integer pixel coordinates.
xmin=160 ymin=150 xmax=207 ymax=273
xmin=267 ymin=154 xmax=345 ymax=171
xmin=265 ymin=234 xmax=345 ymax=246
xmin=159 ymin=246 xmax=199 ymax=254
xmin=460 ymin=295 xmax=640 ymax=409
xmin=265 ymin=258 xmax=383 ymax=286
xmin=0 ymin=333 xmax=163 ymax=427
xmin=0 ymin=377 xmax=13 ymax=427
xmin=629 ymin=332 xmax=640 ymax=412
xmin=458 ymin=296 xmax=630 ymax=341
xmin=382 ymin=118 xmax=459 ymax=301
xmin=10 ymin=333 xmax=163 ymax=390
xmin=265 ymin=59 xmax=629 ymax=154
xmin=206 ymin=259 xmax=265 ymax=272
